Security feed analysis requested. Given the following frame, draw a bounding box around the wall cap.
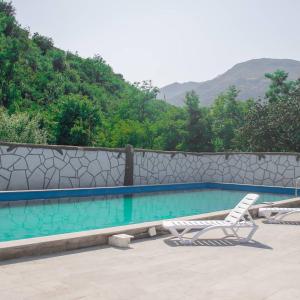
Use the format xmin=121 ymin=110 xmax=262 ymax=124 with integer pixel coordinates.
xmin=0 ymin=141 xmax=125 ymax=153
xmin=0 ymin=142 xmax=299 ymax=157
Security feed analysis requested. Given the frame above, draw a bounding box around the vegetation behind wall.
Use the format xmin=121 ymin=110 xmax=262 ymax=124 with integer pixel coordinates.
xmin=0 ymin=1 xmax=300 ymax=152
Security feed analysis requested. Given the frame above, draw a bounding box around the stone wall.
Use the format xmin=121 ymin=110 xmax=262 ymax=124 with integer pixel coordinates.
xmin=0 ymin=143 xmax=125 ymax=190
xmin=133 ymin=150 xmax=300 ymax=187
xmin=0 ymin=142 xmax=299 ymax=190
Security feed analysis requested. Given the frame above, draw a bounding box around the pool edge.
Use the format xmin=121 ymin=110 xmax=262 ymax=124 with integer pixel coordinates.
xmin=0 ymin=182 xmax=297 ymax=201
xmin=1 ymin=196 xmax=299 ymax=262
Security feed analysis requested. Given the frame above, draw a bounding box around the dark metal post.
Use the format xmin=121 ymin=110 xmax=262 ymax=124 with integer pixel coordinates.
xmin=124 ymin=144 xmax=134 ymax=186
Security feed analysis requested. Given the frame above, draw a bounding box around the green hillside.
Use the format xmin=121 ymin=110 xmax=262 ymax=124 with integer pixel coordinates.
xmin=0 ymin=1 xmax=177 ymax=148
xmin=0 ymin=1 xmax=300 ymax=152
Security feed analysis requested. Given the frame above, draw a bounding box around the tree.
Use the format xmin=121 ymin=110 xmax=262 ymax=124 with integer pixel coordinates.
xmin=110 ymin=120 xmax=148 ymax=148
xmin=0 ymin=1 xmax=15 ymax=17
xmin=265 ymin=70 xmax=296 ymax=102
xmin=183 ymin=91 xmax=212 ymax=152
xmin=32 ymin=33 xmax=53 ymax=54
xmin=210 ymin=86 xmax=251 ymax=151
xmin=52 ymin=51 xmax=67 ymax=72
xmin=237 ymin=96 xmax=300 ymax=152
xmin=238 ymin=73 xmax=300 ymax=152
xmin=152 ymin=107 xmax=186 ymax=150
xmin=0 ymin=11 xmax=30 ymax=107
xmin=133 ymin=80 xmax=159 ymax=122
xmin=0 ymin=1 xmax=16 ymax=36
xmin=52 ymin=95 xmax=102 ymax=146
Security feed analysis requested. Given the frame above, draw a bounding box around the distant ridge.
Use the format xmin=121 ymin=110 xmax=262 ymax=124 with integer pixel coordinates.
xmin=158 ymin=58 xmax=300 ymax=106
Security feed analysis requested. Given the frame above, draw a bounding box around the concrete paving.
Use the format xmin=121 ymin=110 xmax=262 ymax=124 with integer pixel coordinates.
xmin=1 ymin=218 xmax=300 ymax=300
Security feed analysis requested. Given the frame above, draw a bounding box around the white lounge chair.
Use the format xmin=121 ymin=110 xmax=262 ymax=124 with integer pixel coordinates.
xmin=163 ymin=193 xmax=259 ymax=244
xmin=258 ymin=207 xmax=300 ymax=222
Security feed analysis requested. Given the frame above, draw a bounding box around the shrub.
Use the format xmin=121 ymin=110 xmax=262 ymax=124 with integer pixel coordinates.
xmin=32 ymin=33 xmax=53 ymax=54
xmin=0 ymin=109 xmax=47 ymax=144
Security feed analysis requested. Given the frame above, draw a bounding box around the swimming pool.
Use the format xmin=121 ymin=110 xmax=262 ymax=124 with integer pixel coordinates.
xmin=0 ymin=187 xmax=290 ymax=242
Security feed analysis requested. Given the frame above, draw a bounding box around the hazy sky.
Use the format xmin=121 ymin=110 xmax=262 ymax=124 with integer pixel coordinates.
xmin=11 ymin=0 xmax=300 ymax=87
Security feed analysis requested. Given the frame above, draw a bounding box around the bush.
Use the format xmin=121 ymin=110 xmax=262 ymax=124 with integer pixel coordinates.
xmin=0 ymin=109 xmax=47 ymax=144
xmin=32 ymin=33 xmax=53 ymax=54
xmin=0 ymin=1 xmax=15 ymax=17
xmin=53 ymin=94 xmax=102 ymax=146
xmin=52 ymin=52 xmax=66 ymax=72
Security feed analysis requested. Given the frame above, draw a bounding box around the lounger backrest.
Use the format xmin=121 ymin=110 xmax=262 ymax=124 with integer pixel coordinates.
xmin=225 ymin=193 xmax=259 ymax=224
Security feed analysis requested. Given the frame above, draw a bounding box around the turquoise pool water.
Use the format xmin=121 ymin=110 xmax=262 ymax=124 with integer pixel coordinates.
xmin=0 ymin=189 xmax=290 ymax=242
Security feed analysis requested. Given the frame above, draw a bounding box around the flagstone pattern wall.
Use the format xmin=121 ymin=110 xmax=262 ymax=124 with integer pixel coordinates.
xmin=133 ymin=150 xmax=300 ymax=187
xmin=0 ymin=143 xmax=299 ymax=190
xmin=0 ymin=144 xmax=126 ymax=190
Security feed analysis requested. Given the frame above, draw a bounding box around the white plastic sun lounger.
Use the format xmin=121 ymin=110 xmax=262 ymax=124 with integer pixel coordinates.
xmin=258 ymin=207 xmax=300 ymax=222
xmin=163 ymin=193 xmax=259 ymax=244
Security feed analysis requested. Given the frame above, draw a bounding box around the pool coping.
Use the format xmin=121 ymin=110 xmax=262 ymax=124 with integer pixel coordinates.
xmin=0 ymin=182 xmax=297 ymax=201
xmin=1 ymin=196 xmax=299 ymax=261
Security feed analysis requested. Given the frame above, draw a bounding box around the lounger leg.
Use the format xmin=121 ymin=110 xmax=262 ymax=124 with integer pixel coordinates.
xmin=231 ymin=225 xmax=259 ymax=243
xmin=259 ymin=210 xmax=272 ymax=219
xmin=169 ymin=228 xmax=182 ymax=240
xmin=266 ymin=212 xmax=285 ymax=223
xmin=190 ymin=225 xmax=225 ymax=243
xmin=277 ymin=211 xmax=299 ymax=221
xmin=179 ymin=223 xmax=258 ymax=244
xmin=179 ymin=228 xmax=197 ymax=244
xmin=230 ymin=228 xmax=240 ymax=240
xmin=260 ymin=210 xmax=282 ymax=223
xmin=263 ymin=210 xmax=300 ymax=223
xmin=168 ymin=228 xmax=191 ymax=241
xmin=179 ymin=228 xmax=191 ymax=237
xmin=222 ymin=228 xmax=234 ymax=238
xmin=222 ymin=228 xmax=228 ymax=236
xmin=277 ymin=213 xmax=286 ymax=221
xmin=190 ymin=229 xmax=206 ymax=243
xmin=273 ymin=212 xmax=284 ymax=220
xmin=261 ymin=211 xmax=280 ymax=223
xmin=239 ymin=225 xmax=258 ymax=243
xmin=190 ymin=226 xmax=243 ymax=243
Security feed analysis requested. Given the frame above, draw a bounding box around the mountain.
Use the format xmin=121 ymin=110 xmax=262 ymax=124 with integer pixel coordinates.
xmin=158 ymin=58 xmax=300 ymax=106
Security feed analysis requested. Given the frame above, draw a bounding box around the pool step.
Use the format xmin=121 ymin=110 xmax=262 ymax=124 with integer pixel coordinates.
xmin=148 ymin=227 xmax=157 ymax=237
xmin=108 ymin=234 xmax=134 ymax=248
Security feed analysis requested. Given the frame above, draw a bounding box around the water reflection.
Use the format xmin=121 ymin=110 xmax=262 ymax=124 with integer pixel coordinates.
xmin=123 ymin=194 xmax=133 ymax=223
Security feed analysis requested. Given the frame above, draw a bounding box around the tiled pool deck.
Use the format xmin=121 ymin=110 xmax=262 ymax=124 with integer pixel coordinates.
xmin=1 ymin=217 xmax=300 ymax=300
